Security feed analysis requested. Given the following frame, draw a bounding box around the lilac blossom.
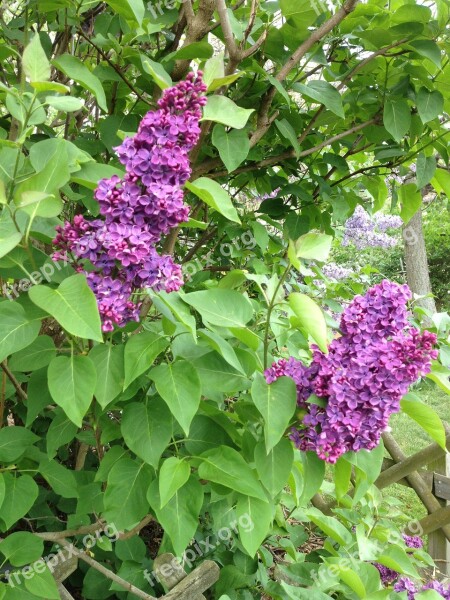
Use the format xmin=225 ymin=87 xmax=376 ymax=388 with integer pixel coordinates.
xmin=374 ymin=535 xmax=424 ymax=584
xmin=394 ymin=577 xmax=450 ymax=599
xmin=342 ymin=205 xmax=402 ymax=249
xmin=53 ymin=73 xmax=207 ymax=331
xmin=322 ymin=263 xmax=354 ymax=281
xmin=265 ymin=281 xmax=438 ymax=463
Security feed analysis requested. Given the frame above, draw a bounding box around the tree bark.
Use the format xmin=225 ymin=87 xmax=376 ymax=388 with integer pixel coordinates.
xmin=403 ymin=195 xmax=436 ymax=316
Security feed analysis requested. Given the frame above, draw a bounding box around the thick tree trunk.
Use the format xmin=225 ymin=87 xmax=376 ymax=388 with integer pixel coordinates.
xmin=403 ymin=199 xmax=436 ymax=316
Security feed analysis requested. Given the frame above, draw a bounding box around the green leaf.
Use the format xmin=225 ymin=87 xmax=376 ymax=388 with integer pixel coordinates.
xmin=26 ymin=368 xmax=52 ymax=427
xmin=172 ymin=42 xmax=214 ymax=60
xmin=376 ymin=546 xmax=419 ymax=579
xmin=159 ymin=457 xmax=190 ymax=508
xmin=203 ymin=53 xmax=225 ymax=88
xmin=9 ymin=335 xmax=55 ymax=372
xmin=150 ymin=360 xmax=201 ymax=435
xmin=431 ymin=168 xmax=450 ymax=197
xmin=198 ymin=446 xmax=267 ymax=501
xmin=141 ymin=56 xmax=172 ymax=90
xmin=0 ymin=232 xmax=22 ymax=258
xmin=293 ymin=81 xmax=344 ymax=118
xmin=427 ymin=362 xmax=450 ymax=394
xmin=105 ymin=0 xmax=145 ymax=24
xmin=199 ymin=329 xmax=244 ymax=374
xmin=29 ymin=274 xmax=103 ymax=342
xmin=416 ymin=87 xmax=444 ymax=123
xmin=0 ymin=302 xmax=41 ymax=363
xmin=48 ymin=355 xmax=97 ymax=427
xmin=52 ymin=54 xmax=107 ymax=112
xmin=212 ymin=125 xmax=250 ymax=172
xmin=326 ymin=560 xmax=366 ymax=599
xmin=71 ymin=162 xmax=124 ymax=189
xmin=201 ymin=96 xmax=254 ymax=129
xmin=289 ymin=232 xmax=332 ymax=264
xmin=254 ymin=438 xmax=294 ymax=497
xmin=185 ymin=178 xmax=240 ymax=223
xmin=0 ymin=532 xmax=44 ymax=567
xmin=121 ymin=399 xmax=173 ymax=468
xmin=416 ymin=153 xmax=436 ymax=189
xmin=236 ymin=494 xmax=273 ymax=557
xmin=383 ymin=98 xmax=411 ymax=142
xmin=152 ymin=291 xmax=196 ymax=339
xmin=251 ymin=373 xmax=297 ymax=453
xmin=45 ymin=95 xmax=84 ymax=112
xmin=90 ymin=344 xmax=124 ymax=409
xmin=24 ymin=564 xmax=59 ymax=599
xmin=207 ymin=72 xmax=244 ymax=93
xmin=295 ymin=452 xmax=325 ymax=506
xmin=46 ymin=409 xmax=78 ymax=458
xmin=289 ymin=293 xmax=328 ymax=352
xmin=123 ymin=331 xmax=169 ymax=388
xmin=409 ymin=40 xmax=442 ymax=68
xmin=0 ymin=473 xmax=38 ymax=530
xmin=334 ymin=456 xmax=352 ymax=502
xmin=181 ymin=289 xmax=253 ymax=328
xmin=147 ymin=476 xmax=203 ymax=556
xmin=22 ymin=34 xmax=50 ymax=83
xmin=0 ymin=427 xmax=39 ymax=462
xmin=280 ymin=0 xmax=318 ymax=29
xmin=192 ymin=351 xmax=250 ymax=395
xmin=275 ymin=119 xmax=301 ymax=157
xmin=305 ymin=508 xmax=353 ymax=546
xmin=103 ymin=458 xmax=152 ymax=530
xmin=17 ymin=191 xmax=62 ymax=220
xmin=399 ymin=183 xmax=422 ymax=223
xmin=31 ymin=81 xmax=70 ymax=94
xmin=401 ymin=393 xmax=446 ymax=449
xmin=38 ymin=457 xmax=79 ymax=498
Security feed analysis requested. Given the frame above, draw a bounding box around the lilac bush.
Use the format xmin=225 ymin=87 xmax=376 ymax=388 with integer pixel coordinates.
xmin=53 ymin=73 xmax=207 ymax=331
xmin=265 ymin=280 xmax=438 ymax=463
xmin=342 ymin=205 xmax=403 ymax=249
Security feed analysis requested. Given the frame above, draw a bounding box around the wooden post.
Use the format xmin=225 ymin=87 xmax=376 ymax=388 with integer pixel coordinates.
xmin=428 ymin=453 xmax=450 ymax=576
xmin=153 ymin=553 xmax=220 ymax=600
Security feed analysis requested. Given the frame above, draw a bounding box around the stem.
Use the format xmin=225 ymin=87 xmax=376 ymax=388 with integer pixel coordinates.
xmin=263 ymin=264 xmax=291 ymax=369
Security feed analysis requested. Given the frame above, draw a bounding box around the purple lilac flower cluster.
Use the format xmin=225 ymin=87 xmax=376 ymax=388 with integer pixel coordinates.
xmin=322 ymin=263 xmax=354 ymax=281
xmin=342 ymin=205 xmax=403 ymax=249
xmin=53 ymin=73 xmax=207 ymax=331
xmin=394 ymin=577 xmax=450 ymax=599
xmin=265 ymin=280 xmax=438 ymax=463
xmin=375 ymin=535 xmax=424 ymax=584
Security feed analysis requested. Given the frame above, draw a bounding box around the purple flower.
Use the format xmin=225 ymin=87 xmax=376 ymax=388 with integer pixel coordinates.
xmin=393 ymin=576 xmax=450 ymax=599
xmin=403 ymin=535 xmax=423 ymax=549
xmin=342 ymin=205 xmax=402 ymax=249
xmin=265 ymin=281 xmax=438 ymax=463
xmin=53 ymin=73 xmax=207 ymax=331
xmin=322 ymin=263 xmax=354 ymax=281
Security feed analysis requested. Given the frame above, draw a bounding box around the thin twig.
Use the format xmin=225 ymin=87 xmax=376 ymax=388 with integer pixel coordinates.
xmin=77 ymin=29 xmax=151 ymax=106
xmin=58 ymin=539 xmax=155 ymax=600
xmin=1 ymin=361 xmax=27 ymax=401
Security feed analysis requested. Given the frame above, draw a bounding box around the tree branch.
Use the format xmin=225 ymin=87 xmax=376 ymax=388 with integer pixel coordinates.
xmin=199 ymin=117 xmax=378 ymax=178
xmin=254 ymin=0 xmax=359 ymax=142
xmin=58 ymin=539 xmax=155 ymax=600
xmin=1 ymin=361 xmax=27 ymax=401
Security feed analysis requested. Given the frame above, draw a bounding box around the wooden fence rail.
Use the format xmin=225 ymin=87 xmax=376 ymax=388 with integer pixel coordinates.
xmin=314 ymin=428 xmax=450 ymax=575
